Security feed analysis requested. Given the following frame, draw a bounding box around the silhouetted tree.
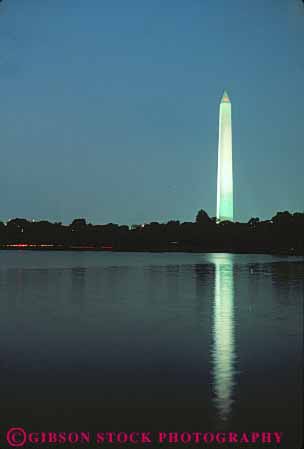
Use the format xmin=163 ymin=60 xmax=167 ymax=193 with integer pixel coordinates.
xmin=248 ymin=217 xmax=260 ymax=228
xmin=70 ymin=218 xmax=87 ymax=231
xmin=272 ymin=211 xmax=293 ymax=226
xmin=195 ymin=209 xmax=212 ymax=225
xmin=6 ymin=218 xmax=30 ymax=231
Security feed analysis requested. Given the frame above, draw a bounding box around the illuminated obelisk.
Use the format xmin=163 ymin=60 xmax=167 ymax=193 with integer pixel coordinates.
xmin=216 ymin=91 xmax=233 ymax=222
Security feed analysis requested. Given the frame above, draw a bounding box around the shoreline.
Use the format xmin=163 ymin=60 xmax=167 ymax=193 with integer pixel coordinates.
xmin=0 ymin=246 xmax=303 ymax=257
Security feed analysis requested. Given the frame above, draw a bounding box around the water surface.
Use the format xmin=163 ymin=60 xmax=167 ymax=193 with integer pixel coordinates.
xmin=0 ymin=251 xmax=302 ymax=447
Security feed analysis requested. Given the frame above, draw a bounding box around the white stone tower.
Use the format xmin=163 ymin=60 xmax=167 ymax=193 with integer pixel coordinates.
xmin=216 ymin=91 xmax=233 ymax=222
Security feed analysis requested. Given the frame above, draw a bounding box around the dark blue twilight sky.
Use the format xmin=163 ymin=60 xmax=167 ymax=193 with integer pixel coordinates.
xmin=0 ymin=0 xmax=303 ymax=224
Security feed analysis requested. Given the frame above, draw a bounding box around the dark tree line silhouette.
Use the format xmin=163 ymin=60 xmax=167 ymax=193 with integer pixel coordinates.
xmin=0 ymin=210 xmax=303 ymax=255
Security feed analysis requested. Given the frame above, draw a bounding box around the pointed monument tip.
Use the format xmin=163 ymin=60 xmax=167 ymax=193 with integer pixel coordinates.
xmin=221 ymin=90 xmax=230 ymax=103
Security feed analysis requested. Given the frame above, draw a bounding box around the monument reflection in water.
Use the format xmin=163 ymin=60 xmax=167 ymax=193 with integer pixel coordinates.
xmin=211 ymin=254 xmax=236 ymax=422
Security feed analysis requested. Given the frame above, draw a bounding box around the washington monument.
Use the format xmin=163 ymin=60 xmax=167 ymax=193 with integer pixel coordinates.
xmin=216 ymin=90 xmax=233 ymax=222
